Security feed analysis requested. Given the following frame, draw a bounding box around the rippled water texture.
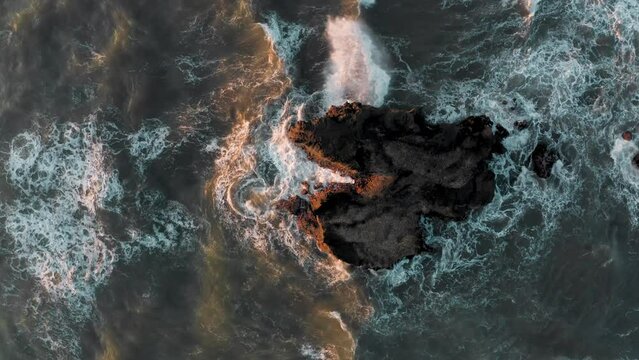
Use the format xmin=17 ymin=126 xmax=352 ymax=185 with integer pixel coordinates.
xmin=1 ymin=0 xmax=639 ymax=359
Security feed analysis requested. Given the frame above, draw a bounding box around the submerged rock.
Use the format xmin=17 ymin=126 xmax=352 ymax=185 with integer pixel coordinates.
xmin=514 ymin=120 xmax=529 ymax=130
xmin=279 ymin=102 xmax=506 ymax=268
xmin=531 ymin=143 xmax=558 ymax=179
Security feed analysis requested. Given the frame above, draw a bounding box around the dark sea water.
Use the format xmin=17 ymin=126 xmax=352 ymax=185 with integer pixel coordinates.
xmin=1 ymin=0 xmax=639 ymax=359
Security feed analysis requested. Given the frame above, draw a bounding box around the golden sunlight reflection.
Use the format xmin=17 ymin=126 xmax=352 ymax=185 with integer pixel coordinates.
xmin=202 ymin=0 xmax=375 ymax=356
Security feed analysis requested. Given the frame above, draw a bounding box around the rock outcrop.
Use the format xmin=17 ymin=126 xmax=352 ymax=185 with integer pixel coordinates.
xmin=531 ymin=143 xmax=558 ymax=179
xmin=279 ymin=102 xmax=507 ymax=268
xmin=514 ymin=120 xmax=529 ymax=130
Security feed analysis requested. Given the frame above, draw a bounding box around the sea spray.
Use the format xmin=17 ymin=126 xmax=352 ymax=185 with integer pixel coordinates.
xmin=215 ymin=97 xmax=353 ymax=260
xmin=264 ymin=100 xmax=353 ymax=197
xmin=212 ymin=15 xmax=353 ymax=257
xmin=324 ymin=17 xmax=390 ymax=107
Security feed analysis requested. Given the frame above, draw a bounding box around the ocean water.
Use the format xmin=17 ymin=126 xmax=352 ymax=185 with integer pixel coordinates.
xmin=1 ymin=0 xmax=639 ymax=359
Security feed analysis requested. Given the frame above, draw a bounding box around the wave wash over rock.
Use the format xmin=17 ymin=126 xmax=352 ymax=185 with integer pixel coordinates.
xmin=279 ymin=102 xmax=508 ymax=269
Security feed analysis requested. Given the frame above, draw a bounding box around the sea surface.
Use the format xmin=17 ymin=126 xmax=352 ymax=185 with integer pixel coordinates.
xmin=1 ymin=0 xmax=639 ymax=358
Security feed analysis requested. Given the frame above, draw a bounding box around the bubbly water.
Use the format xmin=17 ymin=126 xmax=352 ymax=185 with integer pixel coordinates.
xmin=2 ymin=117 xmax=197 ymax=356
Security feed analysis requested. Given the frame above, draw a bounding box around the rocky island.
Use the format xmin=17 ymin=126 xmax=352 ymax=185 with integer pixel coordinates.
xmin=531 ymin=143 xmax=558 ymax=179
xmin=279 ymin=102 xmax=508 ymax=268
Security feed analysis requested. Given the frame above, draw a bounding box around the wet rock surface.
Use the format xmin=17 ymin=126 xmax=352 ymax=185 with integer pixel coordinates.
xmin=279 ymin=102 xmax=506 ymax=268
xmin=531 ymin=143 xmax=559 ymax=179
xmin=514 ymin=120 xmax=529 ymax=130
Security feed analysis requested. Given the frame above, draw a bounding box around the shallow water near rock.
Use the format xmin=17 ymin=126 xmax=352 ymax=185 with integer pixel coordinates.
xmin=1 ymin=0 xmax=639 ymax=359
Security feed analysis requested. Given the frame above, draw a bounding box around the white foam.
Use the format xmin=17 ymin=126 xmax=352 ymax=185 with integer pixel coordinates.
xmin=300 ymin=344 xmax=334 ymax=360
xmin=260 ymin=13 xmax=312 ymax=75
xmin=610 ymin=139 xmax=639 ymax=186
xmin=128 ymin=119 xmax=171 ymax=173
xmin=359 ymin=0 xmax=376 ymax=9
xmin=610 ymin=138 xmax=639 ymax=225
xmin=204 ymin=137 xmax=220 ymax=153
xmin=121 ymin=191 xmax=197 ymax=258
xmin=324 ymin=17 xmax=390 ymax=107
xmin=213 ymin=119 xmax=257 ymax=219
xmin=4 ymin=120 xmax=118 ymax=318
xmin=2 ymin=118 xmax=197 ymax=346
xmin=265 ymin=101 xmax=353 ymax=199
xmin=214 ymin=97 xmax=353 ymax=263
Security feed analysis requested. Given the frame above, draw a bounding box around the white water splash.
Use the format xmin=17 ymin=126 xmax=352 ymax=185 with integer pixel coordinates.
xmin=324 ymin=17 xmax=390 ymax=107
xmin=214 ymin=98 xmax=352 ymax=264
xmin=611 ymin=139 xmax=639 ymax=185
xmin=359 ymin=0 xmax=376 ymax=9
xmin=211 ymin=18 xmax=353 ymax=264
xmin=265 ymin=101 xmax=353 ymax=198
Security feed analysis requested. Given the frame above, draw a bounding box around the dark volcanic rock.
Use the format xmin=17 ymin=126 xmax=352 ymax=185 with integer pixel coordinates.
xmin=633 ymin=153 xmax=639 ymax=169
xmin=279 ymin=102 xmax=506 ymax=268
xmin=531 ymin=143 xmax=558 ymax=179
xmin=514 ymin=120 xmax=529 ymax=130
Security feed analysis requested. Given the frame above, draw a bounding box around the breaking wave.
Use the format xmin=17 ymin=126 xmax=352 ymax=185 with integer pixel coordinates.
xmin=212 ymin=12 xmax=354 ymax=262
xmin=324 ymin=17 xmax=390 ymax=107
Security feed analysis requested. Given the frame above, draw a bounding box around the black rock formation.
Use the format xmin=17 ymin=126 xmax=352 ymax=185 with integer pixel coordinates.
xmin=531 ymin=143 xmax=558 ymax=179
xmin=514 ymin=120 xmax=529 ymax=130
xmin=279 ymin=102 xmax=506 ymax=268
